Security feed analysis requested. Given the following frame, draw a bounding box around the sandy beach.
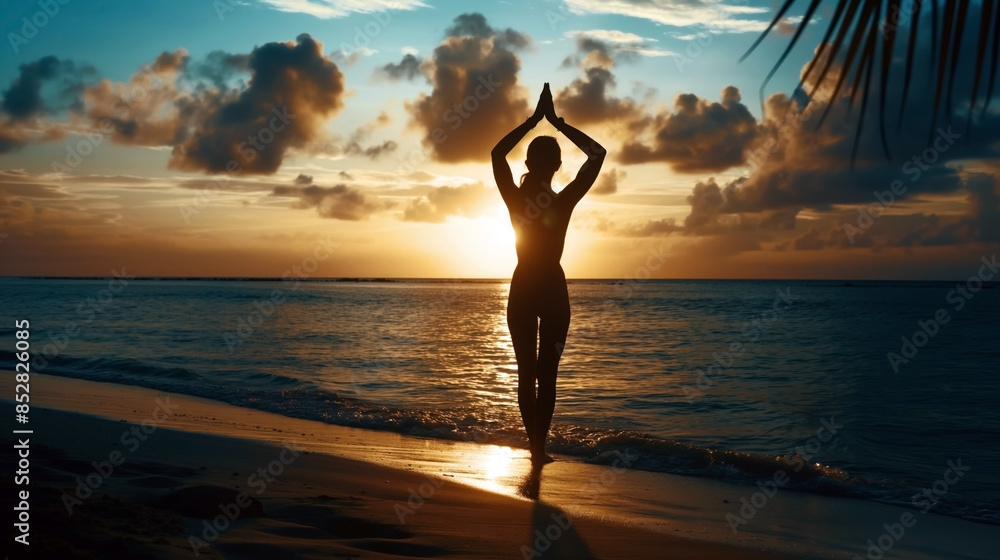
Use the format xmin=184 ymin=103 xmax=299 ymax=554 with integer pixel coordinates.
xmin=2 ymin=373 xmax=821 ymax=559
xmin=4 ymin=373 xmax=997 ymax=559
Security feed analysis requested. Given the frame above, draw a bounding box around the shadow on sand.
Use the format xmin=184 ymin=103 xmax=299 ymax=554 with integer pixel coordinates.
xmin=517 ymin=464 xmax=595 ymax=559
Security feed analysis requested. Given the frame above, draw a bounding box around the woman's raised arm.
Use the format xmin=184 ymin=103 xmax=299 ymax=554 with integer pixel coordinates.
xmin=549 ymin=115 xmax=605 ymax=207
xmin=492 ymin=86 xmax=550 ymax=208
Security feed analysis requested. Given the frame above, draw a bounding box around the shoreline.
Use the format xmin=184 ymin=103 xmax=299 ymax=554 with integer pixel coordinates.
xmin=2 ymin=373 xmax=801 ymax=559
xmin=3 ymin=373 xmax=997 ymax=558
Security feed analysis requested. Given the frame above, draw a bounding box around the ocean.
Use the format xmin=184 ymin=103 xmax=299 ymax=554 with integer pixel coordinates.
xmin=1 ymin=277 xmax=997 ymax=527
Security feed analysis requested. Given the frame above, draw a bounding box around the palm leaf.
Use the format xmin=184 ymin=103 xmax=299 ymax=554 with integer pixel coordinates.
xmin=741 ymin=0 xmax=1000 ymax=163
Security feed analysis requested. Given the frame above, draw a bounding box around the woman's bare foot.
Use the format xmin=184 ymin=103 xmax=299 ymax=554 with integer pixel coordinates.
xmin=530 ymin=451 xmax=555 ymax=465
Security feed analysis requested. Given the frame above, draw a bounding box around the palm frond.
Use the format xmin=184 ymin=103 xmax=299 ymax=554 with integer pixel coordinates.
xmin=980 ymin=0 xmax=1000 ymax=120
xmin=741 ymin=0 xmax=1000 ymax=163
xmin=968 ymin=0 xmax=996 ymax=131
xmin=897 ymin=0 xmax=922 ymax=133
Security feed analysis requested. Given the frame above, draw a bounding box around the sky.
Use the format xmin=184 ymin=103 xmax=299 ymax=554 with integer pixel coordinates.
xmin=0 ymin=0 xmax=997 ymax=279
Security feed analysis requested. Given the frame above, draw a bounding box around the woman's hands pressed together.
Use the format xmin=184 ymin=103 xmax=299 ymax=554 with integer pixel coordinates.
xmin=529 ymin=83 xmax=555 ymax=126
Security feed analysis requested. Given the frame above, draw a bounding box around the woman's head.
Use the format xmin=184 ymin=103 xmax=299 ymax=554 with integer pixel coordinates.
xmin=525 ymin=136 xmax=561 ymax=178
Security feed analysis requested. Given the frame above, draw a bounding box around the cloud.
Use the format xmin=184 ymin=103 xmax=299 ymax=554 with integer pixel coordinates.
xmin=592 ymin=167 xmax=625 ymax=195
xmin=354 ymin=109 xmax=391 ymax=137
xmin=169 ymin=34 xmax=346 ymax=174
xmin=185 ymin=50 xmax=250 ymax=89
xmin=620 ymin=38 xmax=1000 ymax=258
xmin=554 ymin=37 xmax=643 ymax=126
xmin=784 ymin=172 xmax=1000 ymax=251
xmin=562 ymin=0 xmax=769 ymax=32
xmin=331 ymin=46 xmax=376 ymax=66
xmin=0 ymin=56 xmax=94 ymax=153
xmin=0 ymin=128 xmax=28 ymax=154
xmin=964 ymin=173 xmax=1000 ymax=243
xmin=775 ymin=16 xmax=805 ymax=36
xmin=0 ymin=169 xmax=74 ymax=199
xmin=444 ymin=12 xmax=532 ymax=48
xmin=373 ymin=53 xmax=427 ymax=82
xmin=342 ymin=139 xmax=398 ymax=159
xmin=0 ymin=172 xmax=348 ymax=276
xmin=680 ymin=177 xmax=805 ymax=233
xmin=84 ymin=49 xmax=191 ymax=147
xmin=0 ymin=171 xmax=131 ymax=238
xmin=311 ymin=109 xmax=397 ymax=160
xmin=563 ymin=30 xmax=674 ymax=58
xmin=555 ymin=67 xmax=641 ymax=126
xmin=401 ymin=13 xmax=532 ymax=163
xmin=255 ymin=0 xmax=428 ymax=19
xmin=271 ymin=175 xmax=385 ymax=220
xmin=401 ymin=182 xmax=491 ymax=222
xmin=620 ymin=86 xmax=758 ymax=172
xmin=2 ymin=56 xmax=94 ymax=121
xmin=697 ymin=38 xmax=1000 ymax=218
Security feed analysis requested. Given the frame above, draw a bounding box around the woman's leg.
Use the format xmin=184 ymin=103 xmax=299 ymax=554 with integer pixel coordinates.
xmin=507 ymin=280 xmax=539 ymax=453
xmin=534 ymin=279 xmax=570 ymax=460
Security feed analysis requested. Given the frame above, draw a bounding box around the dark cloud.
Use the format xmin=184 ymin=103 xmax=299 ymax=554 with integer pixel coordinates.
xmin=403 ymin=13 xmax=532 ymax=163
xmin=374 ymin=53 xmax=426 ymax=82
xmin=84 ymin=49 xmax=191 ymax=147
xmin=626 ymin=218 xmax=683 ymax=236
xmin=0 ymin=56 xmax=94 ymax=152
xmin=560 ymin=36 xmax=639 ymax=69
xmin=792 ymin=227 xmax=836 ymax=250
xmin=965 ymin=173 xmax=1000 ymax=243
xmin=444 ymin=13 xmax=531 ymax=49
xmin=2 ymin=57 xmax=59 ymax=119
xmin=401 ymin=183 xmax=491 ymax=222
xmin=682 ymin=79 xmax=995 ymax=219
xmin=272 ymin=178 xmax=385 ymax=220
xmin=684 ymin=178 xmax=735 ymax=229
xmin=343 ymin=140 xmax=398 ymax=159
xmin=554 ymin=37 xmax=641 ymax=126
xmin=0 ymin=127 xmax=27 ymax=154
xmin=555 ymin=66 xmax=640 ymax=125
xmin=620 ymin=86 xmax=758 ymax=172
xmin=170 ymin=34 xmax=345 ymax=174
xmin=2 ymin=56 xmax=94 ymax=121
xmin=185 ymin=50 xmax=250 ymax=89
xmin=619 ymin=29 xmax=1000 ymax=258
xmin=784 ymin=173 xmax=1000 ymax=251
xmin=307 ymin=110 xmax=396 ymax=160
xmin=330 ymin=110 xmax=397 ymax=159
xmin=592 ymin=167 xmax=624 ymax=195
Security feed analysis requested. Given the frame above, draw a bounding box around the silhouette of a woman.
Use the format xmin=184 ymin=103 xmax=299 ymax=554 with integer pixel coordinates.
xmin=492 ymin=83 xmax=605 ymax=464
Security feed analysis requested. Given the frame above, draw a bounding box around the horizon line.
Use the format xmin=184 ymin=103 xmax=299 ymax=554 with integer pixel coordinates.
xmin=1 ymin=275 xmax=995 ymax=284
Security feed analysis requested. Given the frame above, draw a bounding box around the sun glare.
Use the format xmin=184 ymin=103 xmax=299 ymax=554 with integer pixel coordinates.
xmin=466 ymin=445 xmax=520 ymax=493
xmin=446 ymin=209 xmax=517 ymax=277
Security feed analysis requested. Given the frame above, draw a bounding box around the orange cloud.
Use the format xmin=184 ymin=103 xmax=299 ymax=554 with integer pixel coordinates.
xmin=620 ymin=86 xmax=757 ymax=172
xmin=271 ymin=174 xmax=387 ymax=220
xmin=401 ymin=13 xmax=532 ymax=163
xmin=401 ymin=182 xmax=492 ymax=222
xmin=170 ymin=34 xmax=345 ymax=174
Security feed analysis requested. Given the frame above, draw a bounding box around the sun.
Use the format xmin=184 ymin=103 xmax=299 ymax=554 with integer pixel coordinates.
xmin=444 ymin=208 xmax=517 ymax=277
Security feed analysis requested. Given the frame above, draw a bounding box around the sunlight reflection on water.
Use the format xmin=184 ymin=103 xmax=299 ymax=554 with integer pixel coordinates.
xmin=2 ymin=278 xmax=997 ymax=523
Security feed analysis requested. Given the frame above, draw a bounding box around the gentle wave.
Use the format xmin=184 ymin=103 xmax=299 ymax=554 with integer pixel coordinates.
xmin=3 ymin=349 xmax=995 ymax=526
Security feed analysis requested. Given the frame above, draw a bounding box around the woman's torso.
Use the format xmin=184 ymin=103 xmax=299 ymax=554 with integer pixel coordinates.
xmin=507 ymin=184 xmax=573 ymax=269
